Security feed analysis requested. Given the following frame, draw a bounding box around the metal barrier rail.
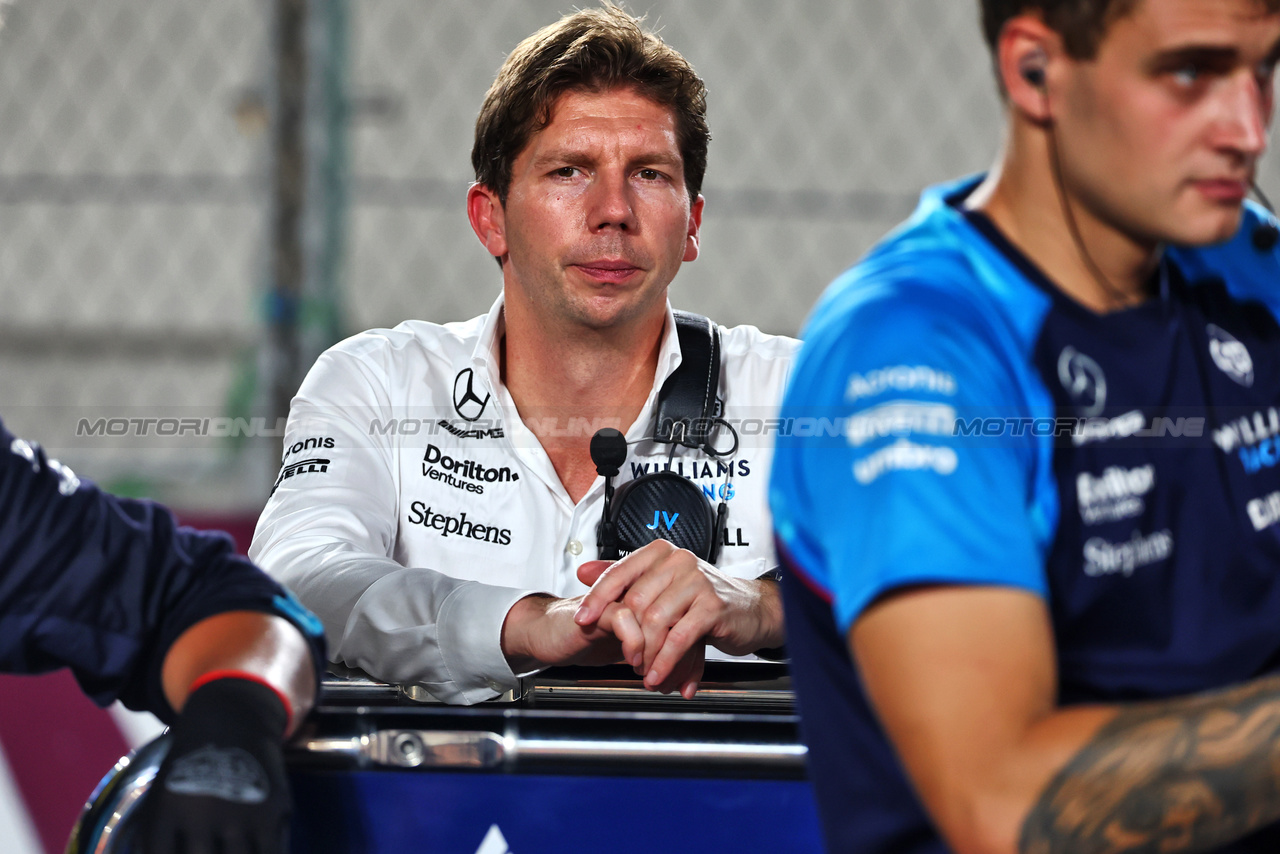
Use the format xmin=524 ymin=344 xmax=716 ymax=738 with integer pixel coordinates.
xmin=321 ymin=660 xmax=795 ymax=711
xmin=69 ymin=661 xmax=803 ymax=853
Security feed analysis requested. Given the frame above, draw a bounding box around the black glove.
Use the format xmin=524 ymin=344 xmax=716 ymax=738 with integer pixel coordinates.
xmin=138 ymin=677 xmax=292 ymax=854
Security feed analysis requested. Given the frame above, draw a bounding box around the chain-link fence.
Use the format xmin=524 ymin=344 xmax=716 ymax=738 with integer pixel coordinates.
xmin=3 ymin=0 xmax=1280 ymax=511
xmin=344 ymin=1 xmax=1006 ymax=337
xmin=0 ymin=0 xmax=275 ymax=506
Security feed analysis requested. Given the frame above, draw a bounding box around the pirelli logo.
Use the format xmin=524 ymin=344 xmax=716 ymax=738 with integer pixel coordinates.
xmin=272 ymin=457 xmax=330 ymax=494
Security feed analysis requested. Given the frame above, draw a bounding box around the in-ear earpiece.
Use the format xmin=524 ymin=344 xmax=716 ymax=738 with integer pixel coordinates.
xmin=1019 ymin=47 xmax=1047 ymax=89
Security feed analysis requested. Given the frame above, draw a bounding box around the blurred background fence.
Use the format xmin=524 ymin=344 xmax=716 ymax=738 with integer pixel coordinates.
xmin=0 ymin=0 xmax=1010 ymax=515
xmin=1 ymin=0 xmax=1278 ymax=510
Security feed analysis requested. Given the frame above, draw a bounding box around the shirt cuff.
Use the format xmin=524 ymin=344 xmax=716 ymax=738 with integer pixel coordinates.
xmin=436 ymin=582 xmax=543 ymax=704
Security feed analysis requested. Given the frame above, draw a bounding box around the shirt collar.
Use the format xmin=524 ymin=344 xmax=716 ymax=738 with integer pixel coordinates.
xmin=471 ymin=292 xmax=506 ymax=375
xmin=470 ymin=291 xmax=686 ymax=400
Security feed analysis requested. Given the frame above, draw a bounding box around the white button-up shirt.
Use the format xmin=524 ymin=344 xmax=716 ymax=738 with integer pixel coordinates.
xmin=251 ymin=294 xmax=798 ymax=703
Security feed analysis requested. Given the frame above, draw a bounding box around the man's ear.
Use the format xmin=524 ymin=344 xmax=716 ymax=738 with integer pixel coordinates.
xmin=467 ymin=183 xmax=508 ymax=262
xmin=998 ymin=15 xmax=1061 ymax=125
xmin=683 ymin=193 xmax=705 ymax=263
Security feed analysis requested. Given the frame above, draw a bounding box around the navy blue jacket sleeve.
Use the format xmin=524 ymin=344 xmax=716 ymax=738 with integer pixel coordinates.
xmin=0 ymin=418 xmax=326 ymax=723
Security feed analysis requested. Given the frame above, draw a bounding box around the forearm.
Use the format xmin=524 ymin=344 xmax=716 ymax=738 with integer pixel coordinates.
xmin=161 ymin=611 xmax=317 ymax=736
xmin=501 ymin=592 xmax=632 ymax=673
xmin=854 ymin=587 xmax=1280 ymax=854
xmin=938 ymin=676 xmax=1280 ymax=854
xmin=1018 ymin=673 xmax=1280 ymax=854
xmin=704 ymin=576 xmax=786 ymax=655
xmin=270 ymin=545 xmax=536 ymax=702
xmin=749 ymin=578 xmax=786 ymax=651
xmin=501 ymin=593 xmax=558 ymax=673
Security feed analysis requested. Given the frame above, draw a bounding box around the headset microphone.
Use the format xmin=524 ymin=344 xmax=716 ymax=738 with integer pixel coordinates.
xmin=1250 ymin=181 xmax=1280 ymax=252
xmin=589 ymin=428 xmax=628 ymax=478
xmin=590 ymin=427 xmax=629 ymax=558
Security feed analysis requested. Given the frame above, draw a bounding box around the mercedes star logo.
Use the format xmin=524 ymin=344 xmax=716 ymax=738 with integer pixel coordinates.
xmin=453 ymin=368 xmax=491 ymax=422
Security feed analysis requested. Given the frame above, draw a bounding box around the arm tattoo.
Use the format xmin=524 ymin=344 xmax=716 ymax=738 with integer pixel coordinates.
xmin=1020 ymin=676 xmax=1280 ymax=854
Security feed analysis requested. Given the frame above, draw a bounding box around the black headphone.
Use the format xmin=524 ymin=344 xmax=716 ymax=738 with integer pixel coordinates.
xmin=1019 ymin=47 xmax=1278 ymax=253
xmin=591 ymin=312 xmax=737 ymax=563
xmin=1019 ymin=48 xmax=1046 ymax=89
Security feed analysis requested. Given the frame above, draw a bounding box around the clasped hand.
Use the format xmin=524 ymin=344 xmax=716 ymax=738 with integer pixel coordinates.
xmin=501 ymin=541 xmax=783 ymax=697
xmin=551 ymin=540 xmax=785 ymax=698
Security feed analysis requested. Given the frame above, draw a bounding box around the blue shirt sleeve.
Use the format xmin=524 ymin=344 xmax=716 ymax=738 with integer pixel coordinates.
xmin=771 ymin=281 xmax=1056 ymax=635
xmin=0 ymin=418 xmax=326 ymax=722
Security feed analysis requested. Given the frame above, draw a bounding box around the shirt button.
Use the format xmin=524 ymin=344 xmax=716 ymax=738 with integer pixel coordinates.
xmin=566 ymin=540 xmax=583 ymax=556
xmin=487 ymin=680 xmax=502 ymax=692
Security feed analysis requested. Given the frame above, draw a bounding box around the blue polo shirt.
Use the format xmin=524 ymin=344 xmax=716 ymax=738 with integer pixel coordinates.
xmin=771 ymin=176 xmax=1280 ymax=853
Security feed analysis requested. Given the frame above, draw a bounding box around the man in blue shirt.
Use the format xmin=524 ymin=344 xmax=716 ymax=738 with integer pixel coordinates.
xmin=0 ymin=418 xmax=326 ymax=852
xmin=771 ymin=1 xmax=1280 ymax=852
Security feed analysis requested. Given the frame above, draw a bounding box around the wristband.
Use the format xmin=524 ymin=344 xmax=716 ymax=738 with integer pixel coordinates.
xmin=187 ymin=669 xmax=294 ymax=734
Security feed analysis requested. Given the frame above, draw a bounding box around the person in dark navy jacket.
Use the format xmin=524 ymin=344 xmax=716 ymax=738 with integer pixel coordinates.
xmin=0 ymin=417 xmax=325 ymax=853
xmin=771 ymin=1 xmax=1280 ymax=853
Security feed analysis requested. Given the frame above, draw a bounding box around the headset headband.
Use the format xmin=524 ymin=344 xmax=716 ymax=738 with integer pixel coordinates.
xmin=653 ymin=311 xmax=722 ymax=449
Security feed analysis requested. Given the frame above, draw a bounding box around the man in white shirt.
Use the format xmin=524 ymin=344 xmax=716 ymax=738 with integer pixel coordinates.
xmin=251 ymin=2 xmax=797 ymax=704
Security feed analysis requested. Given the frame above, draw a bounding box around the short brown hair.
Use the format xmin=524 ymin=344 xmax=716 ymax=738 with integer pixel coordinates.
xmin=981 ymin=0 xmax=1280 ymax=59
xmin=981 ymin=0 xmax=1136 ymax=59
xmin=472 ymin=3 xmax=709 ymax=205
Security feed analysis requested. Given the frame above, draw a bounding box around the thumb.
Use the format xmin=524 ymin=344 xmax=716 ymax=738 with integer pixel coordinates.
xmin=576 ymin=560 xmax=612 ymax=587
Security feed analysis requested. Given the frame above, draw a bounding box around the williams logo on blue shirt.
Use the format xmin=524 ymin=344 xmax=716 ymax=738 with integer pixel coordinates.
xmin=1207 ymin=324 xmax=1255 ymax=387
xmin=1213 ymin=408 xmax=1280 ymax=473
